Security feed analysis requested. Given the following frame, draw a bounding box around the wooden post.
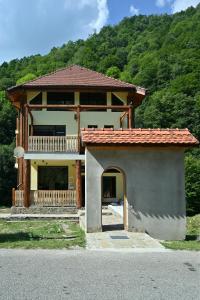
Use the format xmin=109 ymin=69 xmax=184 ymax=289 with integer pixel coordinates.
xmin=128 ymin=106 xmax=132 ymax=129
xmin=16 ymin=116 xmax=19 ymax=147
xmin=77 ymin=105 xmax=81 ymax=153
xmin=17 ymin=108 xmax=24 ymax=189
xmin=76 ymin=160 xmax=82 ymax=209
xmin=23 ymin=159 xmax=30 ymax=208
xmin=29 ymin=109 xmax=34 ymax=136
xmin=12 ymin=188 xmax=15 ymax=207
xmin=24 ymin=105 xmax=29 ymax=151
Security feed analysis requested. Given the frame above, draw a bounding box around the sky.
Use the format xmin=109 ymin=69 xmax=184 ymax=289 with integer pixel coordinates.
xmin=0 ymin=0 xmax=199 ymax=64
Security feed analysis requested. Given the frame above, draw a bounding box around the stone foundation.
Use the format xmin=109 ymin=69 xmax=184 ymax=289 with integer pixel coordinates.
xmin=11 ymin=206 xmax=78 ymax=214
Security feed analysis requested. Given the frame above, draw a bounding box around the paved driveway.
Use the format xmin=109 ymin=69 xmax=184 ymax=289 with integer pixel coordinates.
xmin=0 ymin=249 xmax=199 ymax=300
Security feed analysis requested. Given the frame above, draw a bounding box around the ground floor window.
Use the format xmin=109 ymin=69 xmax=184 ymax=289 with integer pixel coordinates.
xmin=38 ymin=166 xmax=68 ymax=190
xmin=103 ymin=176 xmax=116 ymax=198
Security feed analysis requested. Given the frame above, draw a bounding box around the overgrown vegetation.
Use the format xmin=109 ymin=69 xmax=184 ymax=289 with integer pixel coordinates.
xmin=0 ymin=220 xmax=85 ymax=249
xmin=0 ymin=5 xmax=199 ymax=213
xmin=162 ymin=214 xmax=200 ymax=250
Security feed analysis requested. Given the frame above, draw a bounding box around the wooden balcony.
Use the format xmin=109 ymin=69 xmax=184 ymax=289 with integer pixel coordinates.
xmin=28 ymin=135 xmax=78 ymax=153
xmin=14 ymin=190 xmax=76 ymax=207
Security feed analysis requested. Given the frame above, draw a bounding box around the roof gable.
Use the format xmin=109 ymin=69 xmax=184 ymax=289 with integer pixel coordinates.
xmin=11 ymin=65 xmax=140 ymax=91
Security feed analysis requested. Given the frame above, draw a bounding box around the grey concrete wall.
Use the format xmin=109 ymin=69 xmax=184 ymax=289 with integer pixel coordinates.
xmin=85 ymin=146 xmax=186 ymax=240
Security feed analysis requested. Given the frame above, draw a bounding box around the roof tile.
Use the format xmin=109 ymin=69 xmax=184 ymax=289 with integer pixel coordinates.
xmin=20 ymin=65 xmax=138 ymax=90
xmin=81 ymin=128 xmax=199 ymax=146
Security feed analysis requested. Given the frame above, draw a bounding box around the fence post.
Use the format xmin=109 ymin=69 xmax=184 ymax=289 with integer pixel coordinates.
xmin=12 ymin=188 xmax=15 ymax=207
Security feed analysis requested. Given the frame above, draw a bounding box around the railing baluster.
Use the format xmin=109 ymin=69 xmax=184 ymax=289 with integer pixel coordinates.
xmin=28 ymin=135 xmax=78 ymax=152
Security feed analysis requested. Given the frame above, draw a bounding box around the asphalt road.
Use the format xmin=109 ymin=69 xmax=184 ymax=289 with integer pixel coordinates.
xmin=0 ymin=249 xmax=199 ymax=300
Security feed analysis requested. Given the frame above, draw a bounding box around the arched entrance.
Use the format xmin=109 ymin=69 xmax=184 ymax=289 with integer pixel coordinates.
xmin=101 ymin=167 xmax=127 ymax=231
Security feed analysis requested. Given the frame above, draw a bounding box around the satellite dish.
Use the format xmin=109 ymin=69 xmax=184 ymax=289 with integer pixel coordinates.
xmin=14 ymin=146 xmax=25 ymax=158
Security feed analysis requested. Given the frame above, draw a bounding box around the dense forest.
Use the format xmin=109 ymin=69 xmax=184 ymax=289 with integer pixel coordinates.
xmin=0 ymin=5 xmax=199 ymax=214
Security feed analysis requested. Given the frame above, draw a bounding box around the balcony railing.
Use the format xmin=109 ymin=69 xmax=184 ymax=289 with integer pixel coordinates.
xmin=14 ymin=190 xmax=76 ymax=207
xmin=28 ymin=135 xmax=78 ymax=153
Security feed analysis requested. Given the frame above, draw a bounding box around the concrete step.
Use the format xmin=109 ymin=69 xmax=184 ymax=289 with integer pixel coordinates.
xmin=0 ymin=213 xmax=79 ymax=222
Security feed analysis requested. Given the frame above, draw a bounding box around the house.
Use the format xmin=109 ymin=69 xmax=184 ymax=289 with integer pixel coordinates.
xmin=7 ymin=65 xmax=198 ymax=240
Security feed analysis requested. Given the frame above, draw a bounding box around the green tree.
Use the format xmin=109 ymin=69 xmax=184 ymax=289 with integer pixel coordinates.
xmin=106 ymin=66 xmax=120 ymax=78
xmin=16 ymin=73 xmax=37 ymax=85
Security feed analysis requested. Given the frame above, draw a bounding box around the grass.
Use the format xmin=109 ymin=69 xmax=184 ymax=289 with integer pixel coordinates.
xmin=162 ymin=214 xmax=200 ymax=251
xmin=0 ymin=220 xmax=85 ymax=249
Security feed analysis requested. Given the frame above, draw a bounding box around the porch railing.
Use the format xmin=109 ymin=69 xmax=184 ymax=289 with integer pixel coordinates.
xmin=28 ymin=135 xmax=78 ymax=153
xmin=14 ymin=190 xmax=76 ymax=207
xmin=14 ymin=190 xmax=24 ymax=207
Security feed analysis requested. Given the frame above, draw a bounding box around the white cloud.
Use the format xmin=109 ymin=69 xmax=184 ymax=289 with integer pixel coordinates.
xmin=156 ymin=0 xmax=166 ymax=7
xmin=89 ymin=0 xmax=109 ymax=33
xmin=0 ymin=0 xmax=109 ymax=64
xmin=130 ymin=4 xmax=139 ymax=16
xmin=171 ymin=0 xmax=200 ymax=13
xmin=156 ymin=0 xmax=173 ymax=7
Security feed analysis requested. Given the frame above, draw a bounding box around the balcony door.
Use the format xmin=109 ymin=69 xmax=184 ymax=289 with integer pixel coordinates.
xmin=38 ymin=166 xmax=68 ymax=190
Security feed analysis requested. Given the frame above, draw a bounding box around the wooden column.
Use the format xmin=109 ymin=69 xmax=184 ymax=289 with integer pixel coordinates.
xmin=77 ymin=105 xmax=81 ymax=153
xmin=128 ymin=106 xmax=132 ymax=128
xmin=76 ymin=160 xmax=82 ymax=209
xmin=23 ymin=159 xmax=30 ymax=208
xmin=24 ymin=104 xmax=29 ymax=151
xmin=18 ymin=108 xmax=24 ymax=189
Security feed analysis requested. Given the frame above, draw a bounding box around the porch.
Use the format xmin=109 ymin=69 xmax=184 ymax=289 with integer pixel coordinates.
xmin=13 ymin=190 xmax=76 ymax=207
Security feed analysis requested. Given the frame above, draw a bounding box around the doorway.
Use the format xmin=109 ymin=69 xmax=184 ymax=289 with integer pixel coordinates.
xmin=38 ymin=166 xmax=68 ymax=190
xmin=101 ymin=167 xmax=127 ymax=231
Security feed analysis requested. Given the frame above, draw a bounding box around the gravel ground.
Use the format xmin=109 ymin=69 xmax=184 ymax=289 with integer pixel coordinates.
xmin=0 ymin=249 xmax=199 ymax=300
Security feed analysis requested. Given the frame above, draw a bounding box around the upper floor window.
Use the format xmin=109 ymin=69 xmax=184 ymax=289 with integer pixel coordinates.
xmin=80 ymin=92 xmax=107 ymax=111
xmin=88 ymin=125 xmax=98 ymax=128
xmin=47 ymin=92 xmax=74 ymax=110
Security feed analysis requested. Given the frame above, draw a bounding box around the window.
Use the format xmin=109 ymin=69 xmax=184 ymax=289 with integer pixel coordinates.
xmin=111 ymin=93 xmax=124 ymax=112
xmin=38 ymin=166 xmax=68 ymax=190
xmin=88 ymin=125 xmax=98 ymax=128
xmin=30 ymin=92 xmax=42 ymax=105
xmin=80 ymin=92 xmax=107 ymax=111
xmin=32 ymin=125 xmax=66 ymax=136
xmin=103 ymin=176 xmax=116 ymax=198
xmin=104 ymin=125 xmax=114 ymax=129
xmin=47 ymin=92 xmax=74 ymax=110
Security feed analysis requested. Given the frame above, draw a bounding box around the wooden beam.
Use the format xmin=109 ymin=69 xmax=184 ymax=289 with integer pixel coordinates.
xmin=76 ymin=160 xmax=82 ymax=209
xmin=23 ymin=159 xmax=30 ymax=208
xmin=27 ymin=104 xmax=130 ymax=111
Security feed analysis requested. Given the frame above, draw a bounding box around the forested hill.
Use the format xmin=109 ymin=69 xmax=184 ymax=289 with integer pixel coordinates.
xmin=0 ymin=5 xmax=200 ymax=212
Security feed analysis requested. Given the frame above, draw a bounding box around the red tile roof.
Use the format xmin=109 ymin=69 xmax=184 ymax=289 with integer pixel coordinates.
xmin=81 ymin=128 xmax=199 ymax=146
xmin=11 ymin=65 xmax=143 ymax=91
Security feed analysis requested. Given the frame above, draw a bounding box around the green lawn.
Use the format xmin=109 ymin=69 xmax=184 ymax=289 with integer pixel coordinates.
xmin=162 ymin=214 xmax=200 ymax=251
xmin=0 ymin=220 xmax=85 ymax=249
